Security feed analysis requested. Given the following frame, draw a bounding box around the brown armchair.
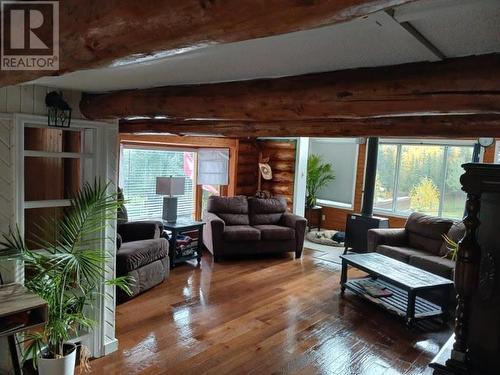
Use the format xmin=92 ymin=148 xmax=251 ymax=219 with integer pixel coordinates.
xmin=116 ymin=221 xmax=169 ymax=302
xmin=203 ymin=196 xmax=307 ymax=261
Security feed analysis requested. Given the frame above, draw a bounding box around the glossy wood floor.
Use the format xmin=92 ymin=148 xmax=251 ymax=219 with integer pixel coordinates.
xmin=90 ymin=248 xmax=451 ymax=375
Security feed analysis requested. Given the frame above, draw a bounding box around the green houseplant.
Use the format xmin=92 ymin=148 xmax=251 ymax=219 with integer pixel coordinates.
xmin=442 ymin=234 xmax=459 ymax=261
xmin=306 ymin=154 xmax=335 ymax=208
xmin=0 ymin=180 xmax=131 ymax=374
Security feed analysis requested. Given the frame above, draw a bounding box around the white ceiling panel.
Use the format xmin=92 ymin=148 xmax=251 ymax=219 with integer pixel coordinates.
xmin=404 ymin=0 xmax=500 ymax=57
xmin=31 ymin=0 xmax=500 ymax=93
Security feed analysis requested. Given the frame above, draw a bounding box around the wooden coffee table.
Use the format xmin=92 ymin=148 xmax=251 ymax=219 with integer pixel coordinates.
xmin=340 ymin=253 xmax=454 ymax=328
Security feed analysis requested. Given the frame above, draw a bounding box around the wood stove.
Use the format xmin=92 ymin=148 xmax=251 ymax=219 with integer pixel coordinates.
xmin=344 ymin=137 xmax=389 ymax=254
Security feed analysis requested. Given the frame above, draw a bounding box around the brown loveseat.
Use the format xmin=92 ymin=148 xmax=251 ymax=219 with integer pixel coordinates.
xmin=203 ymin=196 xmax=307 ymax=261
xmin=367 ymin=212 xmax=465 ymax=280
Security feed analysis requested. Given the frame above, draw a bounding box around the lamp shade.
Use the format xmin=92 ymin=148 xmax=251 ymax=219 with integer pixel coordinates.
xmin=156 ymin=177 xmax=185 ymax=196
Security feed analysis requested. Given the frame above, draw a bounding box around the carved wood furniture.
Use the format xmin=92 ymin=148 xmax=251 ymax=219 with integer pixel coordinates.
xmin=340 ymin=253 xmax=454 ymax=328
xmin=431 ymin=163 xmax=500 ymax=375
xmin=0 ymin=283 xmax=48 ymax=375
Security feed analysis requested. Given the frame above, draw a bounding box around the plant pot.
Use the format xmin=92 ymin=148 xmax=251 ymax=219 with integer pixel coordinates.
xmin=38 ymin=343 xmax=77 ymax=375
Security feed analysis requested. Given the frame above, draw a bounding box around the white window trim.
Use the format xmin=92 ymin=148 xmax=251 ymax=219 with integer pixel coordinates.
xmin=316 ymin=199 xmax=353 ymax=209
xmin=373 ymin=139 xmax=477 ymax=219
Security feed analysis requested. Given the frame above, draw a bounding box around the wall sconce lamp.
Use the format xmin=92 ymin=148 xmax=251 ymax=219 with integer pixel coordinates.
xmin=45 ymin=91 xmax=72 ymax=128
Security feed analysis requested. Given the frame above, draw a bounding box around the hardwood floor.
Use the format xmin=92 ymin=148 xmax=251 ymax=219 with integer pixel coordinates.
xmin=90 ymin=249 xmax=451 ymax=374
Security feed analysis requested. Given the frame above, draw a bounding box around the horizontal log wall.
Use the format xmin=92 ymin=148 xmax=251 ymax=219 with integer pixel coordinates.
xmin=235 ymin=141 xmax=260 ymax=196
xmin=260 ymin=140 xmax=296 ymax=211
xmin=235 ymin=139 xmax=297 ymax=211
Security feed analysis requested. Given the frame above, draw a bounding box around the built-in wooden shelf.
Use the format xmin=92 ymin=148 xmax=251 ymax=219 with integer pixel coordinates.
xmin=0 ymin=283 xmax=48 ymax=337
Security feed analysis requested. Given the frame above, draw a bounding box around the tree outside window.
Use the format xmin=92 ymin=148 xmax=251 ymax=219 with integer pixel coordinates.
xmin=374 ymin=142 xmax=473 ymax=219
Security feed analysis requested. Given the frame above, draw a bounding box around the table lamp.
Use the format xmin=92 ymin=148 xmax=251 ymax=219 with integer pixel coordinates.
xmin=156 ymin=176 xmax=185 ymax=222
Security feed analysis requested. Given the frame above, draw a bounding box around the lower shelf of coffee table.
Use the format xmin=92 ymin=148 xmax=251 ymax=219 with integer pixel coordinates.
xmin=344 ymin=277 xmax=443 ymax=320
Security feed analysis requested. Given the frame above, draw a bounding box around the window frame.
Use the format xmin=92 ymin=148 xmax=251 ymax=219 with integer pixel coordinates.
xmin=373 ymin=139 xmax=478 ymax=219
xmin=309 ymin=138 xmax=360 ymax=210
xmin=119 ymin=144 xmax=199 ymax=220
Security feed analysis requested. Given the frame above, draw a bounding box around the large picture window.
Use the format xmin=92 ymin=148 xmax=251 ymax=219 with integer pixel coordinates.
xmin=309 ymin=138 xmax=359 ymax=208
xmin=374 ymin=141 xmax=474 ymax=219
xmin=120 ymin=147 xmax=196 ymax=220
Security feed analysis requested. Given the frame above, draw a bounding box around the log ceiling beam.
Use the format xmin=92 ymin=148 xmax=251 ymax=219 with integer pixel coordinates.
xmin=0 ymin=0 xmax=416 ymax=87
xmin=119 ymin=115 xmax=500 ymax=138
xmin=81 ymin=54 xmax=500 ymax=121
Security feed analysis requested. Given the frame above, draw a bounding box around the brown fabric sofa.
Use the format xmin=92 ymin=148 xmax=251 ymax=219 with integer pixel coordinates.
xmin=116 ymin=221 xmax=169 ymax=302
xmin=367 ymin=212 xmax=465 ymax=280
xmin=203 ymin=196 xmax=307 ymax=261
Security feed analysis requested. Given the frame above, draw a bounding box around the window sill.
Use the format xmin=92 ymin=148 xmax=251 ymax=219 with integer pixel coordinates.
xmin=373 ymin=209 xmax=409 ymax=219
xmin=317 ymin=199 xmax=353 ymax=210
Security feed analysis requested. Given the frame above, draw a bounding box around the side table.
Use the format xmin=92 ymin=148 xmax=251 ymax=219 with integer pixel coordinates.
xmin=304 ymin=205 xmax=322 ymax=232
xmin=162 ymin=218 xmax=205 ymax=268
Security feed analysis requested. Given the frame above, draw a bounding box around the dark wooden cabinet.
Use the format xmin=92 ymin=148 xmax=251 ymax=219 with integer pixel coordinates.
xmin=304 ymin=206 xmax=322 ymax=232
xmin=431 ymin=164 xmax=500 ymax=375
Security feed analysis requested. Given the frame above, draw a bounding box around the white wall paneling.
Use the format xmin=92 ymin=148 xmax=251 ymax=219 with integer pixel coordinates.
xmin=293 ymin=137 xmax=309 ymax=217
xmin=10 ymin=113 xmax=120 ymax=359
xmin=0 ymin=113 xmax=22 ymax=283
xmin=0 ymin=85 xmax=83 ymax=118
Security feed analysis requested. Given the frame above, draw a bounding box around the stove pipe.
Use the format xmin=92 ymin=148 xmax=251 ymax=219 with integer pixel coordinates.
xmin=361 ymin=137 xmax=379 ymax=217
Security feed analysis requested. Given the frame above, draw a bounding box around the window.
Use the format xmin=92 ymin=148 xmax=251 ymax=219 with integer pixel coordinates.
xmin=201 ymin=185 xmax=220 ymax=213
xmin=309 ymin=138 xmax=359 ymax=208
xmin=120 ymin=147 xmax=195 ymax=220
xmin=496 ymin=141 xmax=500 ymax=163
xmin=374 ymin=141 xmax=474 ymax=219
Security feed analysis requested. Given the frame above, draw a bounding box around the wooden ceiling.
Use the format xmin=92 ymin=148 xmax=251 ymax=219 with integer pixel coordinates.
xmin=0 ymin=0 xmax=415 ymax=87
xmin=81 ymin=54 xmax=500 ymax=137
xmin=5 ymin=0 xmax=497 ymax=138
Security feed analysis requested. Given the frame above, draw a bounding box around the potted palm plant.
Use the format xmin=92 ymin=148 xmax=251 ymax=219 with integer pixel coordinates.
xmin=0 ymin=181 xmax=131 ymax=375
xmin=306 ymin=154 xmax=335 ymax=208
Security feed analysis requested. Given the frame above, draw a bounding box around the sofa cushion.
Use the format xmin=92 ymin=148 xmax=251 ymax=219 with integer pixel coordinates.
xmin=117 ymin=238 xmax=169 ymax=273
xmin=375 ymin=245 xmax=427 ymax=263
xmin=439 ymin=221 xmax=466 ymax=257
xmin=409 ymin=254 xmax=455 ymax=280
xmin=207 ymin=196 xmax=249 ymax=225
xmin=253 ymin=225 xmax=295 ymax=241
xmin=223 ymin=225 xmax=261 ymax=242
xmin=248 ymin=197 xmax=287 ymax=225
xmin=405 ymin=213 xmax=454 ymax=255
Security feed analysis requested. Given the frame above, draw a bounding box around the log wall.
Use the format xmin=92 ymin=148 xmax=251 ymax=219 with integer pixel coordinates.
xmin=235 ymin=139 xmax=296 ymax=211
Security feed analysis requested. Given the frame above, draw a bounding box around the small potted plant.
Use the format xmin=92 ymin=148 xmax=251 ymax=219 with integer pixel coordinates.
xmin=0 ymin=181 xmax=131 ymax=375
xmin=306 ymin=154 xmax=335 ymax=208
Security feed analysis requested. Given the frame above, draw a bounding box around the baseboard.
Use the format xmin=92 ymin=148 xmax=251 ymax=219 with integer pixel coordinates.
xmin=103 ymin=338 xmax=119 ymax=356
